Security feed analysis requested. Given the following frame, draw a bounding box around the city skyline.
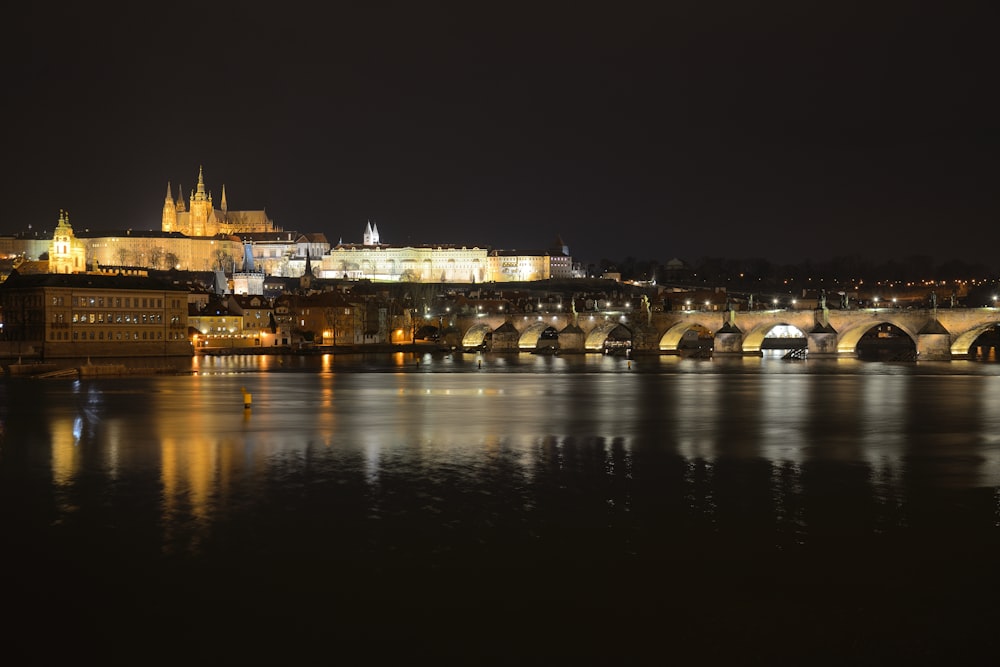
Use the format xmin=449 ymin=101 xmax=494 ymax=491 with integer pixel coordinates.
xmin=3 ymin=3 xmax=996 ymax=268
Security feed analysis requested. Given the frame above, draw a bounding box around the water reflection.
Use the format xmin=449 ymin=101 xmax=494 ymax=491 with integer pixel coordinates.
xmin=5 ymin=353 xmax=1000 ymax=662
xmin=2 ymin=356 xmax=996 ymax=558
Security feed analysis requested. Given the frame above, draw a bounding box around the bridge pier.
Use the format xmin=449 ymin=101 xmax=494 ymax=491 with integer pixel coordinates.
xmin=491 ymin=321 xmax=520 ymax=351
xmin=917 ymin=333 xmax=952 ymax=361
xmin=712 ymin=318 xmax=746 ymax=356
xmin=632 ymin=325 xmax=661 ymax=354
xmin=557 ymin=325 xmax=585 ymax=353
xmin=713 ymin=331 xmax=745 ymax=355
xmin=807 ymin=333 xmax=839 ymax=357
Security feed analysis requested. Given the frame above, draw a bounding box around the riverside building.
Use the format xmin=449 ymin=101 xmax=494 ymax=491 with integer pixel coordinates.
xmin=0 ymin=271 xmax=192 ymax=359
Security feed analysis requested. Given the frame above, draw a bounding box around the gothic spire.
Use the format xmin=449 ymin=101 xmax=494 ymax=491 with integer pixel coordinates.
xmin=194 ymin=165 xmax=207 ymax=201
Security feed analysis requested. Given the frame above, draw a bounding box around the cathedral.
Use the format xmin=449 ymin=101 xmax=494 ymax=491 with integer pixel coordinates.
xmin=162 ymin=166 xmax=279 ymax=237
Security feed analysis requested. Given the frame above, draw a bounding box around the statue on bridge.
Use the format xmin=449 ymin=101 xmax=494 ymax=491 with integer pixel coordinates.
xmin=641 ymin=294 xmax=652 ymax=325
xmin=819 ymin=289 xmax=827 ymax=310
xmin=930 ymin=291 xmax=937 ymax=310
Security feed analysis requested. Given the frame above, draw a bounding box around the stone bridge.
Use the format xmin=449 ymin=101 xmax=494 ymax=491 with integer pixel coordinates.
xmin=425 ymin=306 xmax=1000 ymax=361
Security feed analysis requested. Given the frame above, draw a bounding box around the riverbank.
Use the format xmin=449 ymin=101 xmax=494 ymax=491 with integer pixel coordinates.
xmin=2 ymin=342 xmax=455 ymax=378
xmin=197 ymin=342 xmax=447 ymax=356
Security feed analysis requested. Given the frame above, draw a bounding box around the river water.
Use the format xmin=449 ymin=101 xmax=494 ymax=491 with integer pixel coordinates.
xmin=3 ymin=351 xmax=1000 ymax=664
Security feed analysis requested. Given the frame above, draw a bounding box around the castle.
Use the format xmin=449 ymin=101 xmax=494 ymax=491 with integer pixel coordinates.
xmin=6 ymin=166 xmax=578 ymax=284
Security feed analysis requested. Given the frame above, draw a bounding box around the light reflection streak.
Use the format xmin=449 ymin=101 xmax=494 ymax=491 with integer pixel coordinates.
xmin=674 ymin=374 xmax=721 ymax=462
xmin=50 ymin=417 xmax=80 ymax=487
xmin=977 ymin=375 xmax=1000 ymax=487
xmin=758 ymin=375 xmax=809 ymax=464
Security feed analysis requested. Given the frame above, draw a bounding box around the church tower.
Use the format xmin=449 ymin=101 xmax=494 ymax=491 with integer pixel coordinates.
xmin=363 ymin=220 xmax=380 ymax=246
xmin=162 ymin=182 xmax=177 ymax=232
xmin=49 ymin=210 xmax=88 ymax=274
xmin=188 ymin=166 xmax=214 ymax=237
xmin=300 ymin=253 xmax=313 ymax=290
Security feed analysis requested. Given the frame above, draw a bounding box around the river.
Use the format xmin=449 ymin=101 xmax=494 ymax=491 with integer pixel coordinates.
xmin=2 ymin=351 xmax=999 ymax=664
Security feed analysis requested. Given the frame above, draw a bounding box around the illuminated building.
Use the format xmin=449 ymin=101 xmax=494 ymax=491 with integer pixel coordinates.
xmin=162 ymin=166 xmax=278 ymax=236
xmin=321 ymin=222 xmax=573 ymax=283
xmin=0 ymin=271 xmax=191 ymax=358
xmin=188 ymin=293 xmax=286 ymax=351
xmin=48 ymin=210 xmax=87 ymax=274
xmin=231 ymin=241 xmax=265 ymax=296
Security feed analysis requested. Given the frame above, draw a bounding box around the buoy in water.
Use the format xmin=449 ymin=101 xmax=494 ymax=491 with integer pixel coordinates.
xmin=241 ymin=387 xmax=252 ymax=409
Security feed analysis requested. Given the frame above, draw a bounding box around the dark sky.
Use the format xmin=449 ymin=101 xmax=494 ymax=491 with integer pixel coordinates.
xmin=3 ymin=2 xmax=997 ymax=269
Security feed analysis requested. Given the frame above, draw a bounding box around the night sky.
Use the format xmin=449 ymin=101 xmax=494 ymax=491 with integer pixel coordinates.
xmin=3 ymin=2 xmax=996 ymax=269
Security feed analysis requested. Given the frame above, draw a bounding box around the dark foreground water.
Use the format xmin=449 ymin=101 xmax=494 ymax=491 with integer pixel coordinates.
xmin=3 ymin=351 xmax=1000 ymax=664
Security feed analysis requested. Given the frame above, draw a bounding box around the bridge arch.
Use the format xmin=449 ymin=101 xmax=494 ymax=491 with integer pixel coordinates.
xmin=462 ymin=323 xmax=494 ymax=350
xmin=658 ymin=321 xmax=713 ymax=353
xmin=518 ymin=321 xmax=558 ymax=350
xmin=950 ymin=320 xmax=1000 ymax=357
xmin=414 ymin=324 xmax=439 ymax=340
xmin=836 ymin=319 xmax=919 ymax=356
xmin=742 ymin=322 xmax=808 ymax=354
xmin=583 ymin=321 xmax=633 ymax=351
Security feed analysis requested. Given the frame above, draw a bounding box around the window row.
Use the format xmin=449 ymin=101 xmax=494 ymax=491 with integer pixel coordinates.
xmin=52 ymin=296 xmax=167 ymax=309
xmin=49 ymin=330 xmax=185 ymax=341
xmin=56 ymin=312 xmax=165 ymax=324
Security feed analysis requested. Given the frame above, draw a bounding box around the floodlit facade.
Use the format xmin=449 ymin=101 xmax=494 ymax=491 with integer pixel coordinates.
xmin=48 ymin=210 xmax=87 ymax=274
xmin=487 ymin=250 xmax=550 ymax=282
xmin=322 ymin=243 xmax=491 ymax=282
xmin=320 ymin=222 xmax=571 ymax=283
